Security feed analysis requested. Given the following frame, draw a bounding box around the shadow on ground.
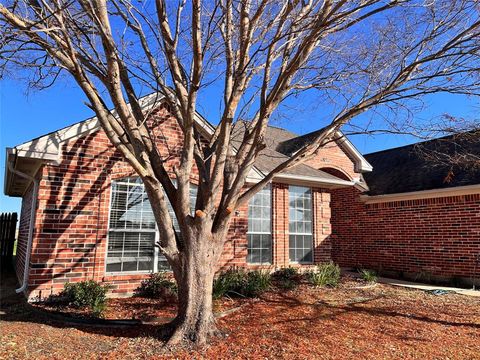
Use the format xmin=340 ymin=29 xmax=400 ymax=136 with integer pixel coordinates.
xmin=1 ymin=268 xmax=479 ymax=346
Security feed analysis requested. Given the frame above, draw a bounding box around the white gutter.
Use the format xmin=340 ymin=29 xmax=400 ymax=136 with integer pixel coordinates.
xmin=360 ymin=183 xmax=480 ymax=204
xmin=7 ymin=150 xmax=40 ymax=294
xmin=335 ymin=131 xmax=373 ymax=173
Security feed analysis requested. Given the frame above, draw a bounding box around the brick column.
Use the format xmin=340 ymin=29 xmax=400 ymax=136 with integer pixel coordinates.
xmin=272 ymin=183 xmax=289 ymax=268
xmin=313 ymin=189 xmax=332 ymax=264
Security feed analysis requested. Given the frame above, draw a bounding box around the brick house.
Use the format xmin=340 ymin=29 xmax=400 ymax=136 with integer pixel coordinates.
xmin=5 ymin=95 xmax=479 ymax=299
xmin=4 ymin=95 xmax=371 ymax=300
xmin=332 ymin=132 xmax=480 ymax=286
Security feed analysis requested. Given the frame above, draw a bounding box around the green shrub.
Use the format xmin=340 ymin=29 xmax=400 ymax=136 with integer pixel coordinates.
xmin=273 ymin=267 xmax=300 ymax=290
xmin=212 ymin=268 xmax=245 ymax=299
xmin=61 ymin=281 xmax=108 ymax=317
xmin=308 ymin=262 xmax=341 ymax=287
xmin=359 ymin=269 xmax=377 ymax=283
xmin=277 ymin=278 xmax=297 ymax=290
xmin=245 ymin=270 xmax=271 ymax=297
xmin=213 ymin=269 xmax=271 ymax=299
xmin=135 ymin=272 xmax=177 ymax=299
xmin=273 ymin=267 xmax=299 ymax=281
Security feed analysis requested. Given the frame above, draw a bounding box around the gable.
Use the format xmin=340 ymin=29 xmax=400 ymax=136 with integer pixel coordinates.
xmin=276 ymin=128 xmax=373 ymax=173
xmin=5 ymin=96 xmax=263 ymax=196
xmin=303 ymin=140 xmax=359 ymax=181
xmin=5 ymin=94 xmax=371 ymax=196
xmin=12 ymin=93 xmax=215 ymax=163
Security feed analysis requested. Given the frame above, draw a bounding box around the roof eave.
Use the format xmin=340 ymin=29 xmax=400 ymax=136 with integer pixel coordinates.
xmin=4 ymin=148 xmax=45 ymax=197
xmin=335 ymin=131 xmax=373 ymax=173
xmin=3 ymin=148 xmax=15 ymax=196
xmin=360 ymin=183 xmax=480 ymax=204
xmin=273 ymin=173 xmax=357 ymax=189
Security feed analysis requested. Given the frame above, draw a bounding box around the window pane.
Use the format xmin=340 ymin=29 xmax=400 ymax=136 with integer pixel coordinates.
xmin=107 ymin=178 xmax=198 ymax=273
xmin=247 ymin=185 xmax=272 ymax=264
xmin=289 ymin=186 xmax=313 ymax=263
xmin=108 ymin=178 xmax=155 ymax=273
xmin=158 ymin=255 xmax=170 ymax=271
xmin=109 ymin=178 xmax=154 ymax=232
xmin=106 ymin=261 xmax=121 ymax=273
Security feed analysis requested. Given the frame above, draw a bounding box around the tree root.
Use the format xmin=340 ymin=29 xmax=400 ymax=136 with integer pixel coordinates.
xmin=164 ymin=316 xmax=220 ymax=347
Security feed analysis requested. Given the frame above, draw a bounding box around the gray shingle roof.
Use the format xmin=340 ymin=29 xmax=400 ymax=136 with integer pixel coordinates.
xmin=231 ymin=122 xmax=344 ymax=182
xmin=364 ymin=131 xmax=480 ymax=196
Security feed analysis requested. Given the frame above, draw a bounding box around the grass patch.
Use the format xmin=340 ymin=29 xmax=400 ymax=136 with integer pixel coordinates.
xmin=359 ymin=269 xmax=377 ymax=283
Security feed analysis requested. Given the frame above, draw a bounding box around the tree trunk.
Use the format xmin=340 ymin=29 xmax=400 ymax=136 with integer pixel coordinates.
xmin=166 ymin=228 xmax=222 ymax=346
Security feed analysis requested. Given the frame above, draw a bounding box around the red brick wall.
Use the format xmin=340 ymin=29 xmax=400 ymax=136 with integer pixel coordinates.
xmin=20 ymin=107 xmax=353 ymax=299
xmin=304 ymin=141 xmax=358 ymax=180
xmin=331 ymin=187 xmax=480 ymax=284
xmin=28 ymin=105 xmax=191 ymax=299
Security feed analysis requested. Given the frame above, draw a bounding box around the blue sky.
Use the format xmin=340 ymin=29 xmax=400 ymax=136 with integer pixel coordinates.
xmin=0 ymin=77 xmax=478 ymax=213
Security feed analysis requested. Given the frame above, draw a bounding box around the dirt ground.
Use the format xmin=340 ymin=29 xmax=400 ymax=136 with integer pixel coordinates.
xmin=1 ymin=273 xmax=479 ymax=360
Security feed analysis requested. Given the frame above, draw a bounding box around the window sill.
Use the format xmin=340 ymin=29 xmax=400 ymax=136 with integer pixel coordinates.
xmin=246 ymin=263 xmax=272 ymax=266
xmin=289 ymin=262 xmax=314 ymax=266
xmin=102 ymin=272 xmax=152 ymax=281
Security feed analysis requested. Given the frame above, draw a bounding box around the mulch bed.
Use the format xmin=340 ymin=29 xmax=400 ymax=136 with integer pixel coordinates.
xmin=30 ymin=293 xmax=249 ymax=324
xmin=1 ymin=277 xmax=479 ymax=359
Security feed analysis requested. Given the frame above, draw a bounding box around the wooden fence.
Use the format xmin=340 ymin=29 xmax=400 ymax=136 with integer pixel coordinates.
xmin=0 ymin=212 xmax=18 ymax=268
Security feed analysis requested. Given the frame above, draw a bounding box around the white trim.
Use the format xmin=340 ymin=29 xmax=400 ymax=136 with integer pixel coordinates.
xmin=335 ymin=130 xmax=373 ymax=173
xmin=4 ymin=148 xmax=44 ymax=197
xmin=246 ymin=184 xmax=273 ymax=265
xmin=13 ymin=93 xmax=215 ymax=163
xmin=288 ymin=185 xmax=314 ymax=265
xmin=361 ymin=184 xmax=480 ymax=204
xmin=273 ymin=173 xmax=356 ymax=188
xmin=5 ymin=94 xmax=367 ymax=195
xmin=353 ymin=179 xmax=369 ymax=192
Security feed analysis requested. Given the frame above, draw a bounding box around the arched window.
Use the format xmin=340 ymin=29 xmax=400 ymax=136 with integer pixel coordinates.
xmin=319 ymin=167 xmax=352 ymax=181
xmin=106 ymin=177 xmax=197 ymax=273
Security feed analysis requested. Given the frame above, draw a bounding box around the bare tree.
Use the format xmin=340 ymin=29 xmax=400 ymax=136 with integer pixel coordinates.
xmin=1 ymin=0 xmax=479 ymax=345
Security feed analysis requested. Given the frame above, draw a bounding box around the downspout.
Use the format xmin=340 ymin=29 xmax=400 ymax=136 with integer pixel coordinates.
xmin=7 ymin=152 xmax=40 ymax=294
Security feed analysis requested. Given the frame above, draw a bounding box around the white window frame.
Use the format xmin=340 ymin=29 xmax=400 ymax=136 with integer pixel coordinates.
xmin=288 ymin=185 xmax=314 ymax=264
xmin=105 ymin=178 xmax=156 ymax=274
xmin=105 ymin=177 xmax=196 ymax=275
xmin=246 ymin=184 xmax=272 ymax=265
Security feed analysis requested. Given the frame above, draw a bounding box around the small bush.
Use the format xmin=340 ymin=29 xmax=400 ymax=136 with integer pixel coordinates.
xmin=245 ymin=270 xmax=271 ymax=297
xmin=273 ymin=267 xmax=300 ymax=290
xmin=277 ymin=278 xmax=297 ymax=290
xmin=61 ymin=281 xmax=108 ymax=317
xmin=359 ymin=269 xmax=377 ymax=283
xmin=213 ymin=269 xmax=271 ymax=299
xmin=308 ymin=262 xmax=341 ymax=287
xmin=135 ymin=272 xmax=177 ymax=299
xmin=273 ymin=267 xmax=299 ymax=281
xmin=212 ymin=269 xmax=245 ymax=299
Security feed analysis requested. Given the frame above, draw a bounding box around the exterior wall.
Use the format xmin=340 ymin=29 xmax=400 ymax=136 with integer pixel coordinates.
xmin=21 ymin=107 xmax=346 ymax=300
xmin=28 ymin=105 xmax=190 ymax=299
xmin=268 ymin=184 xmax=331 ymax=269
xmin=331 ymin=187 xmax=480 ymax=285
